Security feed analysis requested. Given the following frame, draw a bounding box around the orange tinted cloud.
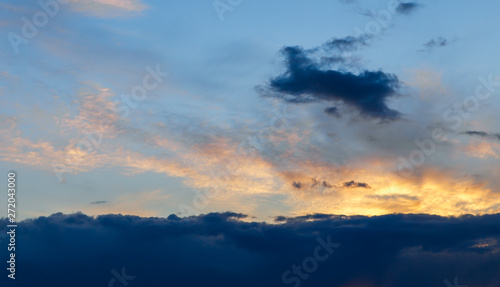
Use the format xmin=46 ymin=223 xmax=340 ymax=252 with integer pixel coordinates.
xmin=1 ymin=83 xmax=500 ymax=219
xmin=463 ymin=140 xmax=499 ymax=159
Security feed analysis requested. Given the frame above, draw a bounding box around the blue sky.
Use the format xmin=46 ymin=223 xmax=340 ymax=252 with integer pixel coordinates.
xmin=1 ymin=0 xmax=500 ymax=222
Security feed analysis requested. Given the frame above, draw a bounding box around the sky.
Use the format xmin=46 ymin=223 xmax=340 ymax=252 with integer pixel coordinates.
xmin=1 ymin=0 xmax=499 ymax=221
xmin=1 ymin=0 xmax=500 ymax=285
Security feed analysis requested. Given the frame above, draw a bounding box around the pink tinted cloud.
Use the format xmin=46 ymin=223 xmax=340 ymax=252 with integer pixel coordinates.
xmin=66 ymin=0 xmax=148 ymax=17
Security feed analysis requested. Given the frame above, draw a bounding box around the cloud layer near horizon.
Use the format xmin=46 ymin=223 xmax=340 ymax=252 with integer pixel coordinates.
xmin=1 ymin=212 xmax=500 ymax=286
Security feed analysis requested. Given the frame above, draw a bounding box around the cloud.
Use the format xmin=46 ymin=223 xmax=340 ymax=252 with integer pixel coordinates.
xmin=90 ymin=200 xmax=108 ymax=204
xmin=324 ymin=106 xmax=342 ymax=118
xmin=343 ymin=180 xmax=371 ymax=188
xmin=292 ymin=181 xmax=302 ymax=189
xmin=1 ymin=0 xmax=148 ymax=19
xmin=2 ymin=94 xmax=499 ymax=219
xmin=462 ymin=141 xmax=499 ymax=159
xmin=55 ymin=86 xmax=122 ymax=137
xmin=66 ymin=0 xmax=148 ymax=17
xmin=2 ymin=212 xmax=500 ymax=286
xmin=366 ymin=194 xmax=421 ymax=211
xmin=420 ymin=37 xmax=457 ymax=53
xmin=265 ymin=45 xmax=402 ymax=120
xmin=462 ymin=131 xmax=500 ymax=141
xmin=323 ymin=35 xmax=370 ymax=53
xmin=291 ymin=178 xmax=335 ymax=190
xmin=367 ymin=194 xmax=418 ymax=201
xmin=424 ymin=37 xmax=450 ymax=48
xmin=395 ymin=2 xmax=419 ymax=14
xmin=278 ymin=156 xmax=500 ymax=217
xmin=274 ymin=213 xmax=344 ymax=223
xmin=460 ymin=131 xmax=500 ymax=159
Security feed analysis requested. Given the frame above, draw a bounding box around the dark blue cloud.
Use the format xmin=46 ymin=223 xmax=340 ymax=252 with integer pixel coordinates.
xmin=343 ymin=180 xmax=371 ymax=188
xmin=265 ymin=44 xmax=401 ymax=120
xmin=292 ymin=179 xmax=334 ymax=189
xmin=396 ymin=2 xmax=420 ymax=15
xmin=2 ymin=212 xmax=500 ymax=286
xmin=324 ymin=106 xmax=341 ymax=118
xmin=462 ymin=130 xmax=500 ymax=140
xmin=323 ymin=35 xmax=370 ymax=53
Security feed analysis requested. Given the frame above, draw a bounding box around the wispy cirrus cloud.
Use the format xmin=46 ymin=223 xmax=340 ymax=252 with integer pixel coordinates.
xmin=1 ymin=76 xmax=499 ymax=219
xmin=65 ymin=0 xmax=148 ymax=17
xmin=462 ymin=141 xmax=499 ymax=159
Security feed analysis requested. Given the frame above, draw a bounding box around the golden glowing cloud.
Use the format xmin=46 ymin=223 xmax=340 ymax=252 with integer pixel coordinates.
xmin=1 ymin=82 xmax=500 ymax=219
